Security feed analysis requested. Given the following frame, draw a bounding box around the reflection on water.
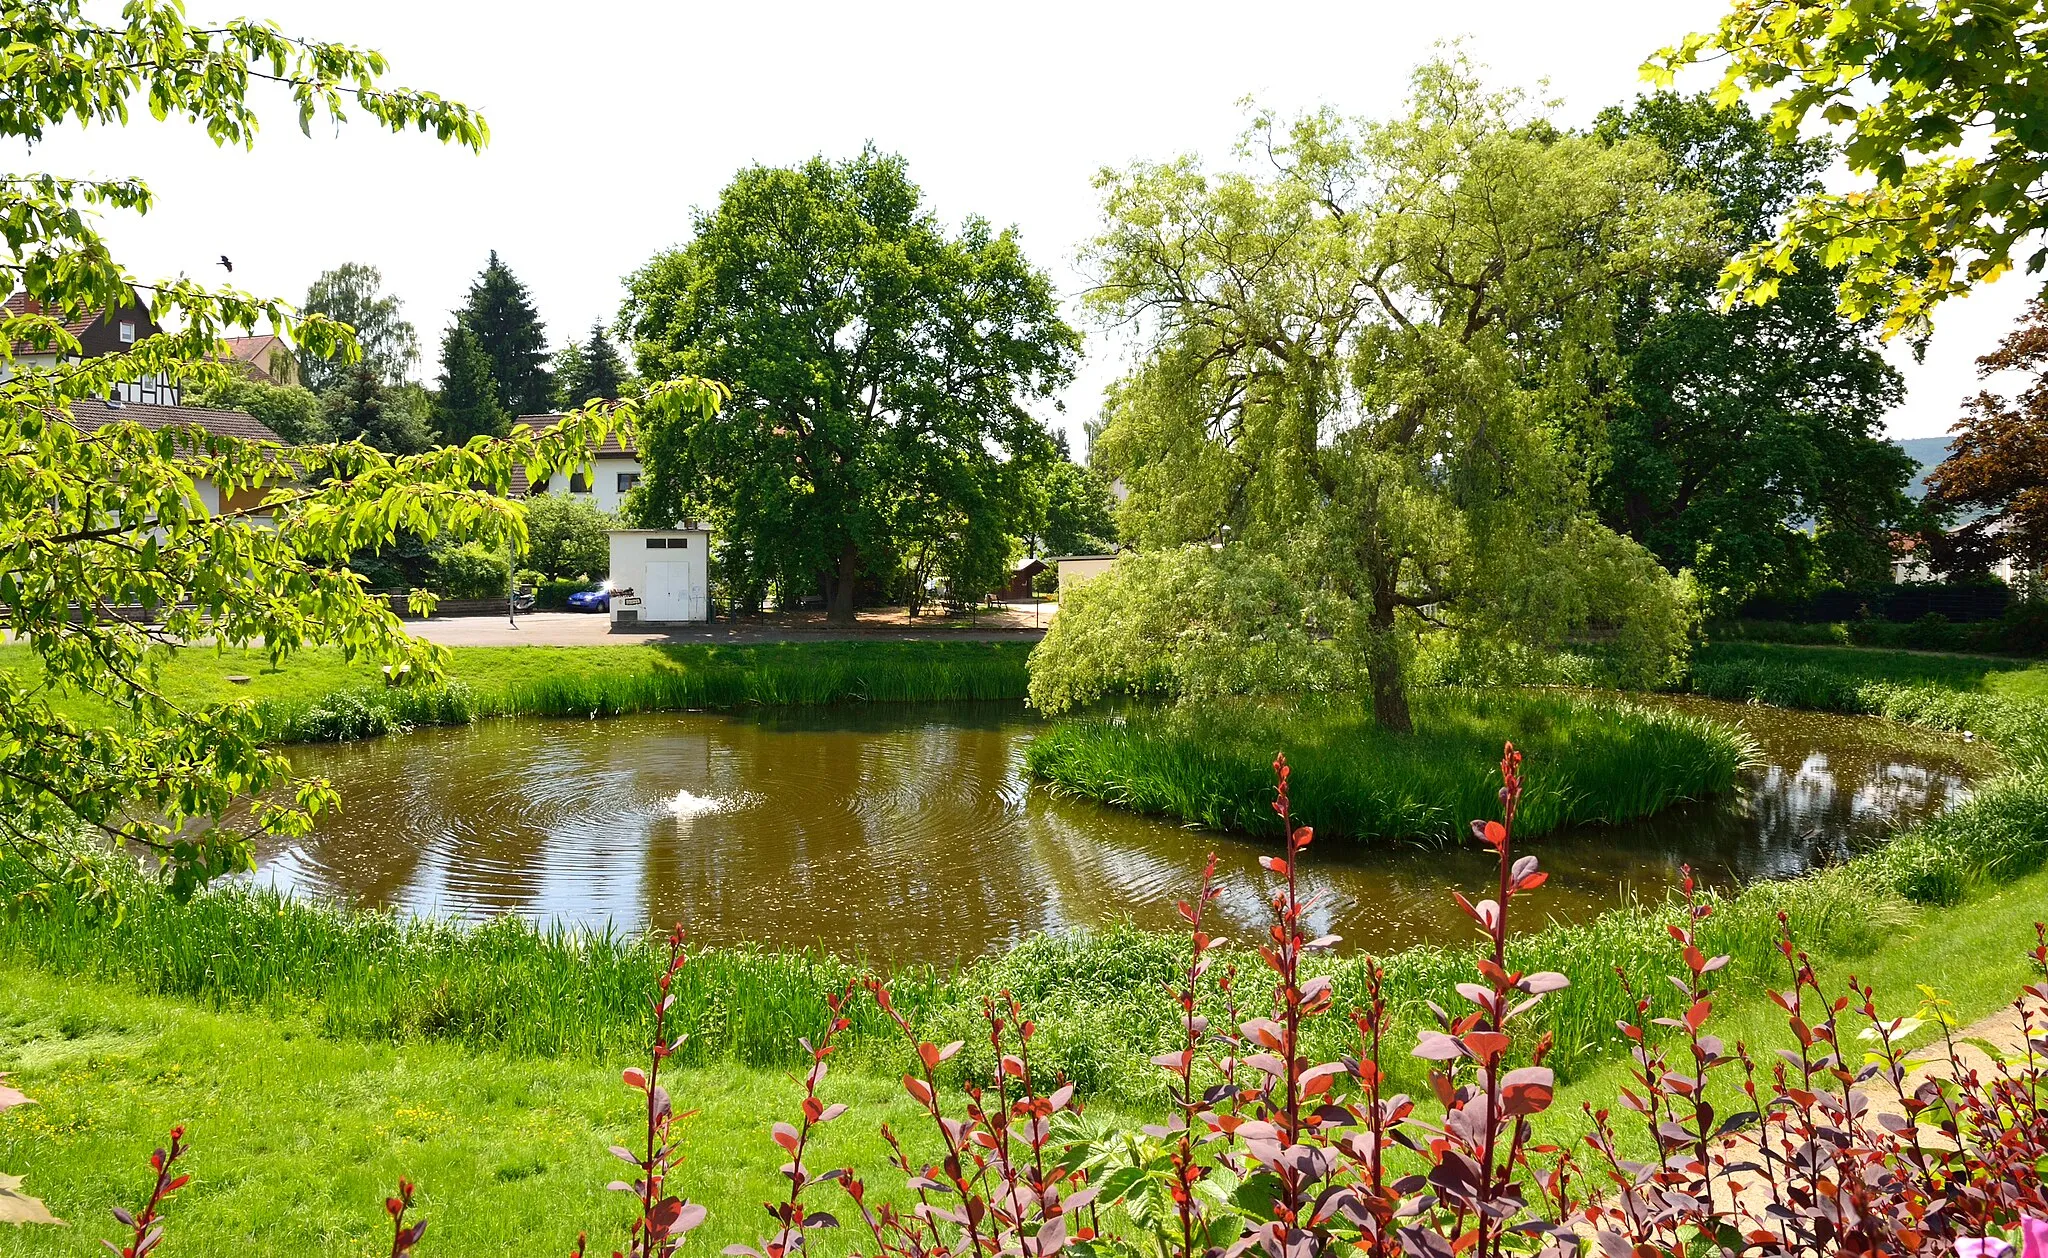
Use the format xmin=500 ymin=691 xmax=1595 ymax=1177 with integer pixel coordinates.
xmin=260 ymin=697 xmax=1988 ymax=966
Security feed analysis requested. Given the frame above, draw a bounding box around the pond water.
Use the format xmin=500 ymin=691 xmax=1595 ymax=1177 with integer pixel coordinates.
xmin=260 ymin=697 xmax=1991 ymax=966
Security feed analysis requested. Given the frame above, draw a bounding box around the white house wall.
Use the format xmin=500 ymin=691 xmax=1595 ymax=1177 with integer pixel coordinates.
xmin=537 ymin=455 xmax=642 ymax=516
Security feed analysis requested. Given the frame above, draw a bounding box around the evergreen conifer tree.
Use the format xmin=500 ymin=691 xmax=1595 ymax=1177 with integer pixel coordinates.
xmin=458 ymin=250 xmax=553 ymax=415
xmin=434 ymin=322 xmax=509 ymax=444
xmin=555 ymin=320 xmax=631 ymax=407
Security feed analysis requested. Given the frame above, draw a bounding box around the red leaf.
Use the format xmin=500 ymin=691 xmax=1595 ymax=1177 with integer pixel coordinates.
xmin=622 ymin=1067 xmax=648 ymax=1092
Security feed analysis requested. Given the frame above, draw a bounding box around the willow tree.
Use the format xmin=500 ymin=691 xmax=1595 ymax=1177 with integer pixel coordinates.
xmin=1054 ymin=60 xmax=1704 ymax=730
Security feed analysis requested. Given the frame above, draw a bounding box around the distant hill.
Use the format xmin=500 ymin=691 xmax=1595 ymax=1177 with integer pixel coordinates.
xmin=1896 ymin=436 xmax=1951 ymax=500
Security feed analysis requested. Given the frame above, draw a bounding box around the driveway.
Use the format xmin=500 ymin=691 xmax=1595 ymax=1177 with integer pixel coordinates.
xmin=403 ymin=610 xmax=1048 ymax=647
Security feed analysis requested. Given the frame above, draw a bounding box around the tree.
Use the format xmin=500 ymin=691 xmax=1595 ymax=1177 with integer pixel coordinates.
xmin=1018 ymin=442 xmax=1117 ymax=558
xmin=1068 ymin=59 xmax=1702 ymax=730
xmin=0 ymin=0 xmax=726 ymax=896
xmin=557 ymin=320 xmax=631 ymax=407
xmin=433 ymin=322 xmax=508 ymax=444
xmin=623 ymin=148 xmax=1078 ymax=621
xmin=1926 ymin=300 xmax=2048 ymax=582
xmin=185 ymin=375 xmax=329 ymax=444
xmin=321 ymin=366 xmax=436 ymax=455
xmin=522 ymin=492 xmax=615 ymax=580
xmin=460 ymin=251 xmax=554 ymax=416
xmin=1589 ymin=93 xmax=1915 ymax=610
xmin=1652 ymin=0 xmax=2048 ymax=339
xmin=299 ymin=263 xmax=419 ymax=392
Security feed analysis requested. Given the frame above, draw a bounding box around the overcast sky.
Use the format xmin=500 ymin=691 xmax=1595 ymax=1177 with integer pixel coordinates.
xmin=25 ymin=0 xmax=2034 ymax=445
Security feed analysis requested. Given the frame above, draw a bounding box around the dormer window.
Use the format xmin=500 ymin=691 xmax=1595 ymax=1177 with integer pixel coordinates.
xmin=118 ymin=321 xmax=136 ymax=344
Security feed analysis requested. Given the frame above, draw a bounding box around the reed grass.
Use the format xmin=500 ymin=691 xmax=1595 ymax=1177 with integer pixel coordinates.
xmin=256 ymin=643 xmax=1033 ymax=743
xmin=1023 ymin=691 xmax=1756 ymax=842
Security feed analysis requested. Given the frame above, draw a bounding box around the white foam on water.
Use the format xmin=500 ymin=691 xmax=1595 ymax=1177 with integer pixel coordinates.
xmin=667 ymin=789 xmax=728 ymax=819
xmin=665 ymin=788 xmax=758 ymax=820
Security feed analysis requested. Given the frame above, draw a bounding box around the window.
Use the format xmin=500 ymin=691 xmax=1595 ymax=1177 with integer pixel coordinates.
xmin=668 ymin=537 xmax=688 ymax=549
xmin=118 ymin=321 xmax=136 ymax=344
xmin=646 ymin=538 xmax=665 ymax=550
xmin=645 ymin=536 xmax=688 ymax=549
xmin=617 ymin=472 xmax=641 ymax=493
xmin=569 ymin=472 xmax=590 ymax=493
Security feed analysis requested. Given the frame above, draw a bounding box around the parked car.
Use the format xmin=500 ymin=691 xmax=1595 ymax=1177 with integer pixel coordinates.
xmin=565 ymin=582 xmax=611 ymax=612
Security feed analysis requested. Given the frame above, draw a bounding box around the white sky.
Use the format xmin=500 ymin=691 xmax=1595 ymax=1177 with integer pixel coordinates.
xmin=22 ymin=0 xmax=2033 ymax=445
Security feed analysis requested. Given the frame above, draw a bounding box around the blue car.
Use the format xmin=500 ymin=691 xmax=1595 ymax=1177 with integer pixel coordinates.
xmin=565 ymin=583 xmax=611 ymax=612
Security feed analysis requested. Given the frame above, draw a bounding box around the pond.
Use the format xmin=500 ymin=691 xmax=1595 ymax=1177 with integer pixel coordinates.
xmin=259 ymin=696 xmax=1992 ymax=966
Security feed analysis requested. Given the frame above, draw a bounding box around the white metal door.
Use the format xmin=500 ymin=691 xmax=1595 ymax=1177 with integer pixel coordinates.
xmin=643 ymin=560 xmax=687 ymax=620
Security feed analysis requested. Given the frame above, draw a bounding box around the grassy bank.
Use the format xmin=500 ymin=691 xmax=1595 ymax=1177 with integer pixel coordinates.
xmin=5 ymin=863 xmax=2044 ymax=1258
xmin=1023 ymin=691 xmax=1755 ymax=841
xmin=0 ymin=641 xmax=1034 ymax=743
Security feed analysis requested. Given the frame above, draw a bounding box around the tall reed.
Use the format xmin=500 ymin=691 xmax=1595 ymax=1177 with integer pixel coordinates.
xmin=257 ymin=644 xmax=1033 ymax=744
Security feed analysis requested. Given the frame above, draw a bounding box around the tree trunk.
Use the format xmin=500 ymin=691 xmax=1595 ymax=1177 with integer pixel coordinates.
xmin=826 ymin=540 xmax=859 ymax=624
xmin=1364 ymin=574 xmax=1413 ymax=734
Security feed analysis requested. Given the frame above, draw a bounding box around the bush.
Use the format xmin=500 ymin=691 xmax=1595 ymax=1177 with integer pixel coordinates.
xmin=522 ymin=493 xmax=615 ymax=580
xmin=429 ymin=541 xmax=509 ymax=599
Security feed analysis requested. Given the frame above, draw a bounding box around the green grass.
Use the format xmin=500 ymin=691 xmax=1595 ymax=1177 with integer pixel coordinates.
xmin=0 ymin=963 xmax=937 ymax=1258
xmin=4 ymin=861 xmax=2041 ymax=1258
xmin=1024 ymin=691 xmax=1756 ymax=841
xmin=0 ymin=641 xmax=1034 ymax=742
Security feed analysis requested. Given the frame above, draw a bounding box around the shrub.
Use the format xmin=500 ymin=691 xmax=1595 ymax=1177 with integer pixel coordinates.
xmin=522 ymin=493 xmax=615 ymax=581
xmin=429 ymin=541 xmax=509 ymax=599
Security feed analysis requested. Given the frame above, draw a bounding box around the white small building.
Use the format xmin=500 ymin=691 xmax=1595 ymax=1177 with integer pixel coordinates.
xmin=608 ymin=527 xmax=712 ymax=626
xmin=1051 ymin=552 xmax=1121 ymax=594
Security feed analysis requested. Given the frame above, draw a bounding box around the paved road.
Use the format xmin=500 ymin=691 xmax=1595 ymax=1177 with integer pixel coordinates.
xmin=404 ymin=611 xmax=1046 ymax=647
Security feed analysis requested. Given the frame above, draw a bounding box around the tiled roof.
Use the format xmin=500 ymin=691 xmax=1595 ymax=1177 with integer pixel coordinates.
xmin=514 ymin=413 xmax=637 ymax=456
xmin=222 ymin=333 xmax=285 ymax=364
xmin=4 ymin=292 xmax=101 ymax=354
xmin=507 ymin=414 xmax=638 ymax=495
xmin=63 ymin=397 xmax=283 ymax=443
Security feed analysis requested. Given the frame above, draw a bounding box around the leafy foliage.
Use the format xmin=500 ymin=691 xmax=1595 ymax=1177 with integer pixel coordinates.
xmin=1082 ymin=58 xmax=1703 ymax=730
xmin=1651 ymin=0 xmax=2048 ymax=338
xmin=459 ymin=251 xmax=554 ymax=417
xmin=0 ymin=0 xmax=725 ymax=896
xmin=321 ymin=363 xmax=436 ymax=455
xmin=185 ymin=374 xmax=329 ymax=444
xmin=299 ymin=263 xmax=421 ymax=393
xmin=521 ymin=492 xmax=615 ymax=580
xmin=1926 ymin=299 xmax=2048 ymax=581
xmin=1590 ymin=93 xmax=1915 ymax=609
xmin=622 ymin=147 xmax=1078 ymax=619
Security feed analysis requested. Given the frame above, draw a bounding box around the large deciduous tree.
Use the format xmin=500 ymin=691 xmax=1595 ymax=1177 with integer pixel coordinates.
xmin=298 ymin=263 xmax=419 ymax=393
xmin=623 ymin=148 xmax=1078 ymax=621
xmin=1060 ymin=59 xmax=1703 ymax=730
xmin=0 ymin=0 xmax=724 ymax=901
xmin=1589 ymin=93 xmax=1914 ymax=609
xmin=1652 ymin=0 xmax=2048 ymax=339
xmin=459 ymin=250 xmax=554 ymax=417
xmin=1926 ymin=300 xmax=2048 ymax=582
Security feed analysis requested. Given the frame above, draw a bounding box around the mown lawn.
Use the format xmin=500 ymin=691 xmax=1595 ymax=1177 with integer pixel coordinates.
xmin=1697 ymin=640 xmax=2048 ymax=699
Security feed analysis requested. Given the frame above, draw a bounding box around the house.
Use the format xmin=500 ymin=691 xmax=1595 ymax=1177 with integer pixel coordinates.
xmin=3 ymin=293 xmax=181 ymax=404
xmin=220 ymin=334 xmax=299 ymax=387
xmin=607 ymin=527 xmax=712 ymax=625
xmin=510 ymin=413 xmax=643 ymax=514
xmin=62 ymin=397 xmax=283 ymax=518
xmin=1049 ymin=552 xmax=1121 ymax=593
